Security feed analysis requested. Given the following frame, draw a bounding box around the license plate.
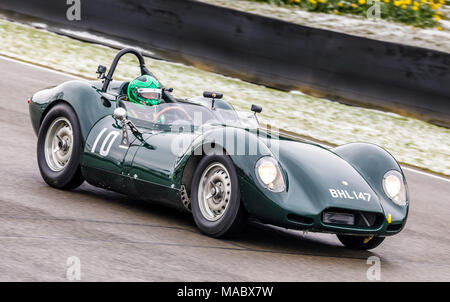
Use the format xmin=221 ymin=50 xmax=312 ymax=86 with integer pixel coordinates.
xmin=323 ymin=212 xmax=355 ymax=225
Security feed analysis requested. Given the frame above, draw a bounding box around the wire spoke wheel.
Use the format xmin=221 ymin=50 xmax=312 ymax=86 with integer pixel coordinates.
xmin=198 ymin=162 xmax=232 ymax=221
xmin=44 ymin=117 xmax=73 ymax=172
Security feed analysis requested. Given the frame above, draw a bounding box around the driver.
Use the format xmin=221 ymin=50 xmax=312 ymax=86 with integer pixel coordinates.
xmin=127 ymin=75 xmax=163 ymax=106
xmin=126 ymin=75 xmax=189 ymax=124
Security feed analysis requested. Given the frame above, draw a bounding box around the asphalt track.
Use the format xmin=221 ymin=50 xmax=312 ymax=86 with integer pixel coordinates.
xmin=0 ymin=56 xmax=449 ymax=281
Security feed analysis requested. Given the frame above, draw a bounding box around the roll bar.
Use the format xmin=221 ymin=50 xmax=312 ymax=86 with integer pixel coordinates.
xmin=100 ymin=48 xmax=176 ymax=103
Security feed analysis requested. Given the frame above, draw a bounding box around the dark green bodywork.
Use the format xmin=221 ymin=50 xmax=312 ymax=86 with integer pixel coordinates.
xmin=29 ymin=79 xmax=409 ymax=236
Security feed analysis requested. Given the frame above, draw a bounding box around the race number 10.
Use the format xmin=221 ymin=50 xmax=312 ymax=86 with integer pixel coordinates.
xmin=91 ymin=128 xmax=120 ymax=156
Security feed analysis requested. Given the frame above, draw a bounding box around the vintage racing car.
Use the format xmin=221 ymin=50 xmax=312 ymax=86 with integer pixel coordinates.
xmin=29 ymin=48 xmax=409 ymax=250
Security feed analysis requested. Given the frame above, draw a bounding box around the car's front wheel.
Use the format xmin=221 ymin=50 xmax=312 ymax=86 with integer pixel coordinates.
xmin=37 ymin=103 xmax=84 ymax=189
xmin=337 ymin=234 xmax=385 ymax=250
xmin=191 ymin=155 xmax=247 ymax=238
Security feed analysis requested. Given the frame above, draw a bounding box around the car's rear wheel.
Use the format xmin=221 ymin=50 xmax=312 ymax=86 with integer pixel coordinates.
xmin=37 ymin=103 xmax=84 ymax=189
xmin=337 ymin=234 xmax=385 ymax=250
xmin=191 ymin=155 xmax=247 ymax=238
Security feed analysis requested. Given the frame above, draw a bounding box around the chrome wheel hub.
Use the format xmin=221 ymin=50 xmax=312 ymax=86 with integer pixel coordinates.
xmin=44 ymin=117 xmax=73 ymax=172
xmin=198 ymin=163 xmax=232 ymax=221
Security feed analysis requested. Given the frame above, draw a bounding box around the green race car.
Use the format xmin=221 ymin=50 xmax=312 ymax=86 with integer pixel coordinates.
xmin=29 ymin=48 xmax=409 ymax=250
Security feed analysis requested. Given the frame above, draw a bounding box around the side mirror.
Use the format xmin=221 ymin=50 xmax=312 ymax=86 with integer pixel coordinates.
xmin=203 ymin=91 xmax=223 ymax=99
xmin=251 ymin=104 xmax=262 ymax=114
xmin=203 ymin=91 xmax=223 ymax=110
xmin=250 ymin=104 xmax=262 ymax=125
xmin=113 ymin=107 xmax=140 ymax=149
xmin=113 ymin=107 xmax=127 ymax=121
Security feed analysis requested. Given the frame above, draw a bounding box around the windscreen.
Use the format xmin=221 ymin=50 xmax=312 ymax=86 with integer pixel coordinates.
xmin=124 ymin=101 xmax=215 ymax=126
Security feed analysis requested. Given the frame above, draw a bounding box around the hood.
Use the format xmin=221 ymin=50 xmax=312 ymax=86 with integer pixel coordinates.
xmin=271 ymin=139 xmax=384 ymax=215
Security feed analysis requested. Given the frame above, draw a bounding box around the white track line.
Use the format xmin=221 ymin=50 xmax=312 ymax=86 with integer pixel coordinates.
xmin=2 ymin=55 xmax=449 ymax=183
xmin=401 ymin=166 xmax=450 ymax=183
xmin=0 ymin=55 xmax=85 ymax=80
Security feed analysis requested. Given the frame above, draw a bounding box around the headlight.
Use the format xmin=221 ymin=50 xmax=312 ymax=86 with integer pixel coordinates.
xmin=382 ymin=170 xmax=407 ymax=206
xmin=255 ymin=157 xmax=285 ymax=192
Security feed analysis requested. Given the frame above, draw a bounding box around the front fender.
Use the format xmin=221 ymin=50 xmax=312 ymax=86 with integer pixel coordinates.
xmin=29 ymin=80 xmax=115 ymax=144
xmin=173 ymin=125 xmax=272 ymax=194
xmin=332 ymin=143 xmax=409 ymax=226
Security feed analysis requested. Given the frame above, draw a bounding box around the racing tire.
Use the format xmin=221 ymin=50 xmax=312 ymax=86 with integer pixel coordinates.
xmin=337 ymin=234 xmax=385 ymax=250
xmin=37 ymin=103 xmax=84 ymax=190
xmin=191 ymin=155 xmax=247 ymax=238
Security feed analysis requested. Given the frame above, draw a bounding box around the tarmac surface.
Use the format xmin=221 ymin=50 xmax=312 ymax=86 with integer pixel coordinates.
xmin=0 ymin=56 xmax=449 ymax=281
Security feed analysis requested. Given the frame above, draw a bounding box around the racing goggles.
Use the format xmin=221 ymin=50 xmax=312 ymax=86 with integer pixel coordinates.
xmin=137 ymin=88 xmax=162 ymax=100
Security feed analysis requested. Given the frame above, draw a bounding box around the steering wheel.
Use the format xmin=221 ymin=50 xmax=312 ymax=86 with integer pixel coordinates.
xmin=153 ymin=106 xmax=192 ymax=123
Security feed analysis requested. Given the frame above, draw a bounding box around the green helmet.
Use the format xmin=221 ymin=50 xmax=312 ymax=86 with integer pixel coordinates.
xmin=127 ymin=75 xmax=162 ymax=106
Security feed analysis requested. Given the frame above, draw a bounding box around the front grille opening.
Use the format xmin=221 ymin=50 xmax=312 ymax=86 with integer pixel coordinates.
xmin=287 ymin=213 xmax=314 ymax=225
xmin=387 ymin=223 xmax=403 ymax=232
xmin=322 ymin=208 xmax=383 ymax=228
